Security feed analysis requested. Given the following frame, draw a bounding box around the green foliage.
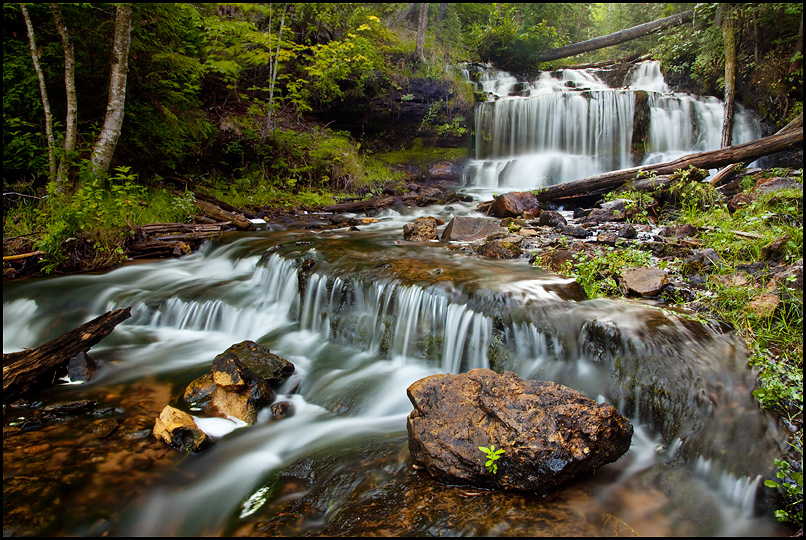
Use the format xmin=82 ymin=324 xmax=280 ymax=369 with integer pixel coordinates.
xmin=564 ymin=247 xmax=653 ymax=299
xmin=479 ymin=444 xmax=505 ymax=474
xmin=764 ymin=436 xmax=803 ymax=527
xmin=471 ymin=4 xmax=565 ymax=72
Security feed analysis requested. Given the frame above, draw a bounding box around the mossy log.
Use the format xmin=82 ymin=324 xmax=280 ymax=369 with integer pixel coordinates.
xmin=3 ymin=307 xmax=132 ymax=402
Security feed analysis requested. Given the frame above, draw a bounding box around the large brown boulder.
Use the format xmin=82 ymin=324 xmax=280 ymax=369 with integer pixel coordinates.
xmin=406 ymin=369 xmax=632 ymax=493
xmin=440 ymin=216 xmax=504 ymax=242
xmin=487 ymin=192 xmax=541 ymax=218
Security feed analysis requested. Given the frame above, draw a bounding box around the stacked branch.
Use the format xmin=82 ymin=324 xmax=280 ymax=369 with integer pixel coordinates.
xmin=128 ymin=223 xmax=224 ymax=258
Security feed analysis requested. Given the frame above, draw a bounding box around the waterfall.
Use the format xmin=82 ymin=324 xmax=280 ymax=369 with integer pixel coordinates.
xmin=463 ymin=61 xmax=762 ymax=190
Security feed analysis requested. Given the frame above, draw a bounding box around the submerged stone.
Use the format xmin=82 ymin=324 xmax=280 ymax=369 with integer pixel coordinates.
xmin=406 ymin=369 xmax=632 ymax=493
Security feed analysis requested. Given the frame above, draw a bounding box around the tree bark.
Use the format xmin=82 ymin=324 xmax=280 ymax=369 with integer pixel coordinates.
xmin=526 ymin=128 xmax=803 ymax=203
xmin=3 ymin=307 xmax=132 ymax=402
xmin=263 ymin=3 xmax=287 ymax=138
xmin=50 ymin=3 xmax=78 ymax=184
xmin=536 ymin=10 xmax=694 ymax=63
xmin=721 ymin=5 xmax=737 ymax=148
xmin=90 ymin=4 xmax=133 ymax=175
xmin=20 ymin=4 xmax=57 ymax=184
xmin=415 ymin=3 xmax=428 ymax=61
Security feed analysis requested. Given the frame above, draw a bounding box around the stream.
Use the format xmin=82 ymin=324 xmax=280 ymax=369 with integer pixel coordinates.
xmin=2 ymin=62 xmax=792 ymax=536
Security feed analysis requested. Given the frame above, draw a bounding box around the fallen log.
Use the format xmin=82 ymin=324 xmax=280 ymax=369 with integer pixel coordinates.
xmin=531 ymin=128 xmax=803 ymax=203
xmin=709 ymin=112 xmax=803 ymax=187
xmin=3 ymin=307 xmax=132 ymax=402
xmin=321 ymin=196 xmax=399 ymax=214
xmin=536 ymin=11 xmax=693 ymax=64
xmin=195 ymin=199 xmax=254 ymax=230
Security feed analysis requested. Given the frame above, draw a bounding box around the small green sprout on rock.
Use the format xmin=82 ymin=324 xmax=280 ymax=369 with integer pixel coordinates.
xmin=479 ymin=444 xmax=505 ymax=474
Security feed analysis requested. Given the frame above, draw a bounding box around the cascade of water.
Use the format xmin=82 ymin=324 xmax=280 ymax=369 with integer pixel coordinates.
xmin=463 ymin=61 xmax=762 ymax=191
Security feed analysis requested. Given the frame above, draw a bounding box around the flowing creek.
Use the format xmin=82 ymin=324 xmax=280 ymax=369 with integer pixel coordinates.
xmin=2 ymin=62 xmax=791 ymax=536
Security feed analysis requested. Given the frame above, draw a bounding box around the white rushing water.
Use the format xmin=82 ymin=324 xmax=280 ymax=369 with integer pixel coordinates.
xmin=2 ymin=61 xmax=783 ymax=536
xmin=462 ymin=61 xmax=762 ymax=192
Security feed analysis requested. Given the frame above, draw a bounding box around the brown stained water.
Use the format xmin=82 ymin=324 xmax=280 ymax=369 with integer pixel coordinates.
xmin=2 ymin=223 xmax=794 ymax=537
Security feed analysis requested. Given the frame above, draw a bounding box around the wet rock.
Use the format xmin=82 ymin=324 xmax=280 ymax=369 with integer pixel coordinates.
xmin=556 ymin=224 xmax=591 ymax=238
xmin=620 ymin=267 xmax=669 ymax=297
xmin=583 ymin=199 xmax=631 ymax=223
xmin=487 ymin=192 xmax=541 ymax=218
xmin=597 ymin=231 xmax=618 ymax=246
xmin=218 ymin=340 xmax=295 ymax=386
xmin=767 ymin=260 xmax=803 ymax=292
xmin=440 ymin=216 xmax=503 ymax=242
xmin=619 ymin=224 xmax=637 ymax=239
xmin=537 ymin=210 xmax=567 ymax=227
xmin=209 ymin=353 xmax=274 ymax=424
xmin=754 ymin=176 xmax=802 ymax=195
xmin=88 ymin=418 xmax=119 ymax=439
xmin=183 ymin=373 xmax=216 ymax=409
xmin=474 ymin=234 xmax=524 ymax=259
xmin=153 ymin=405 xmax=209 ymax=452
xmin=270 ymin=401 xmax=295 ymax=420
xmin=403 ymin=216 xmax=443 ymax=241
xmin=661 ymin=224 xmax=699 ymax=239
xmin=406 ymin=369 xmax=632 ymax=493
xmin=681 ymin=248 xmax=724 ymax=275
xmin=42 ymin=400 xmax=96 ymax=416
xmin=760 ymin=235 xmax=790 ymax=261
xmin=728 ymin=191 xmax=753 ymax=213
xmin=66 ymin=351 xmax=97 ymax=382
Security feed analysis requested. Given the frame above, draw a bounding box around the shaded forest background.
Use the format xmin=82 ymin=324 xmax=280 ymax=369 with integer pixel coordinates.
xmin=3 ymin=2 xmax=803 ymax=268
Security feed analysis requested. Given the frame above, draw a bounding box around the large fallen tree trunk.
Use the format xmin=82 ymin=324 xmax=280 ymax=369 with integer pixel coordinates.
xmin=536 ymin=10 xmax=694 ymax=63
xmin=531 ymin=128 xmax=803 ymax=203
xmin=3 ymin=307 xmax=132 ymax=402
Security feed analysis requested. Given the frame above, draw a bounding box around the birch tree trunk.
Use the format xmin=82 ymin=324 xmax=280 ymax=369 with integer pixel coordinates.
xmin=50 ymin=3 xmax=77 ymax=185
xmin=415 ymin=3 xmax=428 ymax=61
xmin=20 ymin=4 xmax=57 ymax=184
xmin=721 ymin=5 xmax=737 ymax=148
xmin=90 ymin=4 xmax=133 ymax=175
xmin=263 ymin=4 xmax=287 ymax=139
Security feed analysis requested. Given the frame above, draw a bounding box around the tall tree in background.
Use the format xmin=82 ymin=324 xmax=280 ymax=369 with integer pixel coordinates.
xmin=50 ymin=3 xmax=77 ymax=184
xmin=90 ymin=3 xmax=133 ymax=174
xmin=720 ymin=4 xmax=738 ymax=148
xmin=415 ymin=3 xmax=428 ymax=61
xmin=20 ymin=4 xmax=57 ymax=184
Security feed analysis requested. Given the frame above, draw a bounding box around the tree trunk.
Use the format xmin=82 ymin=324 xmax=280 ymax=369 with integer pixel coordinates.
xmin=536 ymin=10 xmax=694 ymax=63
xmin=50 ymin=3 xmax=78 ymax=184
xmin=3 ymin=307 xmax=132 ymax=402
xmin=20 ymin=4 xmax=57 ymax=185
xmin=526 ymin=129 xmax=803 ymax=203
xmin=721 ymin=5 xmax=737 ymax=148
xmin=263 ymin=4 xmax=288 ymax=138
xmin=90 ymin=4 xmax=133 ymax=175
xmin=415 ymin=3 xmax=428 ymax=61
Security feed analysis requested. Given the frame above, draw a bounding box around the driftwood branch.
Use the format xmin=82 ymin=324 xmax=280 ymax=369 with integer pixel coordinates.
xmin=3 ymin=307 xmax=132 ymax=402
xmin=3 ymin=251 xmax=46 ymax=262
xmin=536 ymin=11 xmax=694 ymax=63
xmin=531 ymin=128 xmax=803 ymax=203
